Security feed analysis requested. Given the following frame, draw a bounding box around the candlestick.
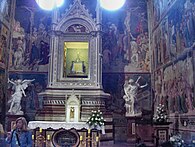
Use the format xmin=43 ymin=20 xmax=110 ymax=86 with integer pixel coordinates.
xmin=47 ymin=134 xmax=51 ymax=140
xmin=88 ymin=129 xmax=90 ymax=134
xmin=32 ymin=135 xmax=34 ymax=140
xmin=96 ymin=136 xmax=99 ymax=142
xmin=39 ymin=128 xmax=42 ymax=133
xmin=80 ymin=135 xmax=83 ymax=141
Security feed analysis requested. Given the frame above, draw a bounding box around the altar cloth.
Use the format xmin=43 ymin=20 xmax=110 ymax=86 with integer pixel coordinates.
xmin=28 ymin=121 xmax=89 ymax=130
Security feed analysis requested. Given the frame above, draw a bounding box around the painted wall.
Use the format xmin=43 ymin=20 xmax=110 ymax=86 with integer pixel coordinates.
xmin=102 ymin=0 xmax=150 ymax=73
xmin=0 ymin=0 xmax=12 ymax=124
xmin=9 ymin=0 xmax=51 ymax=72
xmin=149 ymin=0 xmax=195 ymax=144
xmin=0 ymin=69 xmax=5 ymax=114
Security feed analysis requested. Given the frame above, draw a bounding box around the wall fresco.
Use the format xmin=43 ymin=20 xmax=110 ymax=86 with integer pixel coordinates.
xmin=0 ymin=0 xmax=11 ymax=21
xmin=168 ymin=0 xmax=195 ymax=54
xmin=152 ymin=0 xmax=195 ymax=112
xmin=102 ymin=0 xmax=150 ymax=72
xmin=0 ymin=22 xmax=8 ymax=68
xmin=153 ymin=0 xmax=195 ymax=68
xmin=0 ymin=69 xmax=5 ymax=113
xmin=151 ymin=0 xmax=195 ymax=142
xmin=9 ymin=1 xmax=51 ymax=72
xmin=154 ymin=54 xmax=195 ymax=115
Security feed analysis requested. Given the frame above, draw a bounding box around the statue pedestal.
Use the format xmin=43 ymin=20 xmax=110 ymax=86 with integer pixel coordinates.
xmin=126 ymin=115 xmax=142 ymax=144
xmin=153 ymin=122 xmax=171 ymax=146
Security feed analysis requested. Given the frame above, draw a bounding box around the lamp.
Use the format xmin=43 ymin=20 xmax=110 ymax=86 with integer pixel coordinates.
xmin=100 ymin=0 xmax=126 ymax=11
xmin=35 ymin=0 xmax=64 ymax=10
xmin=35 ymin=0 xmax=126 ymax=11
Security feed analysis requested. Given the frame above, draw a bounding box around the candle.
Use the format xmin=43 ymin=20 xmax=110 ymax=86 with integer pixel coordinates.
xmin=32 ymin=135 xmax=34 ymax=140
xmin=39 ymin=128 xmax=42 ymax=133
xmin=96 ymin=136 xmax=99 ymax=142
xmin=47 ymin=135 xmax=51 ymax=140
xmin=80 ymin=135 xmax=83 ymax=141
xmin=88 ymin=129 xmax=90 ymax=134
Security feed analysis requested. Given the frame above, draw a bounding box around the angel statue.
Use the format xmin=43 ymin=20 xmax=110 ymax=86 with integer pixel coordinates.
xmin=8 ymin=78 xmax=35 ymax=115
xmin=123 ymin=76 xmax=148 ymax=116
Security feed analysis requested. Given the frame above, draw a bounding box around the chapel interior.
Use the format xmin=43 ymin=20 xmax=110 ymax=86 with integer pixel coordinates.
xmin=0 ymin=0 xmax=195 ymax=147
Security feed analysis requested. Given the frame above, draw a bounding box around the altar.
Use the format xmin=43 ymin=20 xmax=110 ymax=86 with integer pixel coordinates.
xmin=28 ymin=121 xmax=89 ymax=130
xmin=29 ymin=121 xmax=101 ymax=147
xmin=33 ymin=0 xmax=113 ymax=146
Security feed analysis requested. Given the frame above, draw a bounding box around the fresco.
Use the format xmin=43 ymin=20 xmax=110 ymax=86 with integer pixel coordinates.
xmin=152 ymin=0 xmax=170 ymax=27
xmin=168 ymin=0 xmax=195 ymax=54
xmin=153 ymin=17 xmax=169 ymax=68
xmin=103 ymin=73 xmax=151 ymax=114
xmin=0 ymin=0 xmax=11 ymax=21
xmin=0 ymin=22 xmax=8 ymax=68
xmin=0 ymin=69 xmax=5 ymax=113
xmin=154 ymin=53 xmax=195 ymax=114
xmin=102 ymin=0 xmax=150 ymax=73
xmin=9 ymin=1 xmax=51 ymax=72
xmin=10 ymin=0 xmax=149 ymax=73
xmin=8 ymin=73 xmax=48 ymax=120
xmin=152 ymin=0 xmax=195 ymax=113
xmin=153 ymin=57 xmax=195 ymax=145
xmin=152 ymin=0 xmax=195 ymax=68
xmin=151 ymin=0 xmax=195 ymax=143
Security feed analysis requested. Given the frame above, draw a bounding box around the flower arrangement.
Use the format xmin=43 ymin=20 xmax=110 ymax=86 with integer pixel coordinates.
xmin=87 ymin=110 xmax=105 ymax=127
xmin=153 ymin=104 xmax=168 ymax=124
xmin=170 ymin=133 xmax=184 ymax=147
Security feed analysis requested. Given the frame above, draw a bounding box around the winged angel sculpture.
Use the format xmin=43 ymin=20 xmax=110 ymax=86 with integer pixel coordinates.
xmin=8 ymin=78 xmax=35 ymax=115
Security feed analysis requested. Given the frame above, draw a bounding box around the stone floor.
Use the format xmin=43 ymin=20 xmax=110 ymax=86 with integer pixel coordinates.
xmin=101 ymin=142 xmax=154 ymax=147
xmin=101 ymin=143 xmax=137 ymax=147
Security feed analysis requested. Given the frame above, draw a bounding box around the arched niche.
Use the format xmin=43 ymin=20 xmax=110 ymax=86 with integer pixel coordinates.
xmin=66 ymin=94 xmax=81 ymax=122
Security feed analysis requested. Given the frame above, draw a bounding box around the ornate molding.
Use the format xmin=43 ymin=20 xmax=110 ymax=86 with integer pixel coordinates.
xmin=82 ymin=100 xmax=105 ymax=106
xmin=44 ymin=100 xmax=65 ymax=105
xmin=56 ymin=0 xmax=96 ymax=31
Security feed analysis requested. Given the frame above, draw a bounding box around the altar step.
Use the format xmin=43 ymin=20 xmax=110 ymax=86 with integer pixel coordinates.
xmin=100 ymin=142 xmax=155 ymax=147
xmin=101 ymin=142 xmax=135 ymax=147
xmin=101 ymin=142 xmax=155 ymax=147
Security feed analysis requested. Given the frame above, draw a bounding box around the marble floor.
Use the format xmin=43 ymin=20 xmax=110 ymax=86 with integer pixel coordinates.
xmin=101 ymin=143 xmax=137 ymax=147
xmin=101 ymin=142 xmax=154 ymax=147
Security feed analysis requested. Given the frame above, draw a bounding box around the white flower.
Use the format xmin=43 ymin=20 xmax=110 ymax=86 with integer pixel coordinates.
xmin=170 ymin=137 xmax=175 ymax=142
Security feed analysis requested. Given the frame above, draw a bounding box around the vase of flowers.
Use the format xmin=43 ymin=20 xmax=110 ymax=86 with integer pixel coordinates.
xmin=153 ymin=104 xmax=168 ymax=125
xmin=87 ymin=110 xmax=105 ymax=129
xmin=170 ymin=133 xmax=184 ymax=147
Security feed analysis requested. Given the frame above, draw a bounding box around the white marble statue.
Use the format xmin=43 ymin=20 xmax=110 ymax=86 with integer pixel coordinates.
xmin=8 ymin=78 xmax=35 ymax=115
xmin=123 ymin=76 xmax=148 ymax=116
